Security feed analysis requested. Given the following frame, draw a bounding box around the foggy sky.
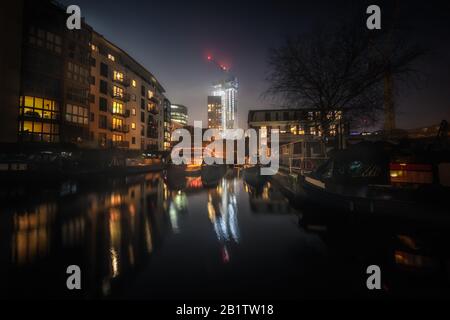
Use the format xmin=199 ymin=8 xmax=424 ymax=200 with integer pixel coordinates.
xmin=61 ymin=0 xmax=450 ymax=130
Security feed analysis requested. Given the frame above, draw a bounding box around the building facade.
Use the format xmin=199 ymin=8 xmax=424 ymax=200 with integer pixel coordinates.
xmin=210 ymin=77 xmax=238 ymax=129
xmin=248 ymin=108 xmax=343 ymax=145
xmin=0 ymin=1 xmax=24 ymax=143
xmin=170 ymin=104 xmax=188 ymax=129
xmin=207 ymin=96 xmax=222 ymax=130
xmin=17 ymin=0 xmax=92 ymax=145
xmin=163 ymin=98 xmax=172 ymax=150
xmin=89 ymin=31 xmax=166 ymax=151
xmin=1 ymin=0 xmax=167 ymax=152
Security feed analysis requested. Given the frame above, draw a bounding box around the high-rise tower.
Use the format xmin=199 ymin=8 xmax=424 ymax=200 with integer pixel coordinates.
xmin=209 ymin=77 xmax=238 ymax=130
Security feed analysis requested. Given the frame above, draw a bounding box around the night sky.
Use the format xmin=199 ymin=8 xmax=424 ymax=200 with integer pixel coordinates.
xmin=60 ymin=0 xmax=450 ymax=130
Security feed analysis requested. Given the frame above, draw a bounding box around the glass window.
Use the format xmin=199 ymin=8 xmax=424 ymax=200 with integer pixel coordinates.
xmin=113 ymin=101 xmax=123 ymax=114
xmin=113 ymin=86 xmax=124 ymax=98
xmin=100 ymin=63 xmax=108 ymax=78
xmin=24 ymin=96 xmax=34 ymax=107
xmin=99 ymin=115 xmax=107 ymax=129
xmin=114 ymin=71 xmax=124 ymax=82
xmin=99 ymin=97 xmax=107 ymax=112
xmin=113 ymin=117 xmax=123 ymax=130
xmin=23 ymin=121 xmax=33 ymax=132
xmin=35 ymin=98 xmax=43 ymax=109
xmin=100 ymin=80 xmax=108 ymax=94
xmin=65 ymin=104 xmax=88 ymax=126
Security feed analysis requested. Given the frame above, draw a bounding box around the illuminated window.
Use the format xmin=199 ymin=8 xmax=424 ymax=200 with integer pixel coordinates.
xmin=147 ymin=102 xmax=157 ymax=112
xmin=290 ymin=125 xmax=298 ymax=135
xmin=112 ymin=134 xmax=123 ymax=142
xmin=112 ymin=101 xmax=123 ymax=114
xmin=113 ymin=71 xmax=124 ymax=82
xmin=112 ymin=117 xmax=123 ymax=130
xmin=147 ymin=90 xmax=153 ymax=99
xmin=108 ymin=54 xmax=115 ymax=62
xmin=131 ymin=123 xmax=136 ymax=130
xmin=19 ymin=96 xmax=59 ymax=142
xmin=132 ymin=108 xmax=136 ymax=116
xmin=329 ymin=124 xmax=337 ymax=136
xmin=260 ymin=126 xmax=267 ymax=138
xmin=20 ymin=96 xmax=58 ymax=120
xmin=91 ymin=44 xmax=99 ymax=52
xmin=113 ymin=86 xmax=124 ymax=98
xmin=132 ymin=80 xmax=137 ymax=87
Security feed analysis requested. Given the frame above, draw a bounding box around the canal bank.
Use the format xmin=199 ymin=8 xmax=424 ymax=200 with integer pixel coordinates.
xmin=0 ymin=144 xmax=169 ymax=182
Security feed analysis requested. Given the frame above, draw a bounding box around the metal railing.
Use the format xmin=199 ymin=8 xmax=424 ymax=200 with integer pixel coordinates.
xmin=112 ymin=76 xmax=131 ymax=87
xmin=280 ymin=154 xmax=328 ymax=174
xmin=110 ymin=124 xmax=130 ymax=133
xmin=110 ymin=108 xmax=130 ymax=118
xmin=111 ymin=91 xmax=130 ymax=102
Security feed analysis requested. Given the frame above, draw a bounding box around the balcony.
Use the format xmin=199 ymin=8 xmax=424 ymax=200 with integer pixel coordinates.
xmin=148 ymin=106 xmax=159 ymax=115
xmin=112 ymin=76 xmax=131 ymax=87
xmin=111 ymin=140 xmax=130 ymax=149
xmin=110 ymin=108 xmax=130 ymax=118
xmin=110 ymin=124 xmax=130 ymax=133
xmin=149 ymin=96 xmax=160 ymax=104
xmin=111 ymin=92 xmax=130 ymax=102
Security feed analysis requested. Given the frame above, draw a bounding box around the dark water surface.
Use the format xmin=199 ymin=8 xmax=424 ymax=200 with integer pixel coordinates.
xmin=0 ymin=168 xmax=449 ymax=299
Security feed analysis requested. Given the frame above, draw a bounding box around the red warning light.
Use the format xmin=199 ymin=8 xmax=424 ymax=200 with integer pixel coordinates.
xmin=207 ymin=55 xmax=212 ymax=61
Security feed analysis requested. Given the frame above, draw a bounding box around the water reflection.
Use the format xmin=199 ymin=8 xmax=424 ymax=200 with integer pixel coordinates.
xmin=207 ymin=178 xmax=240 ymax=263
xmin=11 ymin=203 xmax=56 ymax=266
xmin=0 ymin=167 xmax=449 ymax=299
xmin=298 ymin=208 xmax=450 ymax=297
xmin=166 ymin=165 xmax=240 ymax=263
xmin=245 ymin=180 xmax=297 ymax=214
xmin=0 ymin=173 xmax=173 ymax=298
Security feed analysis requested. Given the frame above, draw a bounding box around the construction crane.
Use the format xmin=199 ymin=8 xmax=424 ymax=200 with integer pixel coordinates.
xmin=207 ymin=55 xmax=229 ymax=73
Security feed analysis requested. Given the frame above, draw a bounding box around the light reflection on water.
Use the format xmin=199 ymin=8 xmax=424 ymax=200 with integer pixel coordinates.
xmin=0 ymin=168 xmax=449 ymax=299
xmin=0 ymin=169 xmax=268 ymax=298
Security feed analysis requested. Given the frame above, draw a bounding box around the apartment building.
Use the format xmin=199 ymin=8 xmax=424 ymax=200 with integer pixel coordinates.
xmin=89 ymin=31 xmax=165 ymax=151
xmin=0 ymin=1 xmax=23 ymax=143
xmin=170 ymin=104 xmax=188 ymax=130
xmin=0 ymin=0 xmax=167 ymax=152
xmin=207 ymin=96 xmax=222 ymax=130
xmin=248 ymin=108 xmax=344 ymax=145
xmin=163 ymin=98 xmax=172 ymax=150
xmin=12 ymin=0 xmax=92 ymax=145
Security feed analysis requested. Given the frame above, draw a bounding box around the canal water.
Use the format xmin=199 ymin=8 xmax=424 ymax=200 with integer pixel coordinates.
xmin=0 ymin=168 xmax=449 ymax=299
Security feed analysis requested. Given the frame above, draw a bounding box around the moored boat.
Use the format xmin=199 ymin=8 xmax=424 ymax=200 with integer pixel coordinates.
xmin=242 ymin=165 xmax=268 ymax=188
xmin=299 ymin=141 xmax=450 ymax=223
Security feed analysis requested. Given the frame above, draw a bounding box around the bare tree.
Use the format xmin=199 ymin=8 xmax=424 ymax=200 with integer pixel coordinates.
xmin=265 ymin=13 xmax=424 ymax=134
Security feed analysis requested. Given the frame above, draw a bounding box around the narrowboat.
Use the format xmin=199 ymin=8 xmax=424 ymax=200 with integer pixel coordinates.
xmin=299 ymin=141 xmax=450 ymax=222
